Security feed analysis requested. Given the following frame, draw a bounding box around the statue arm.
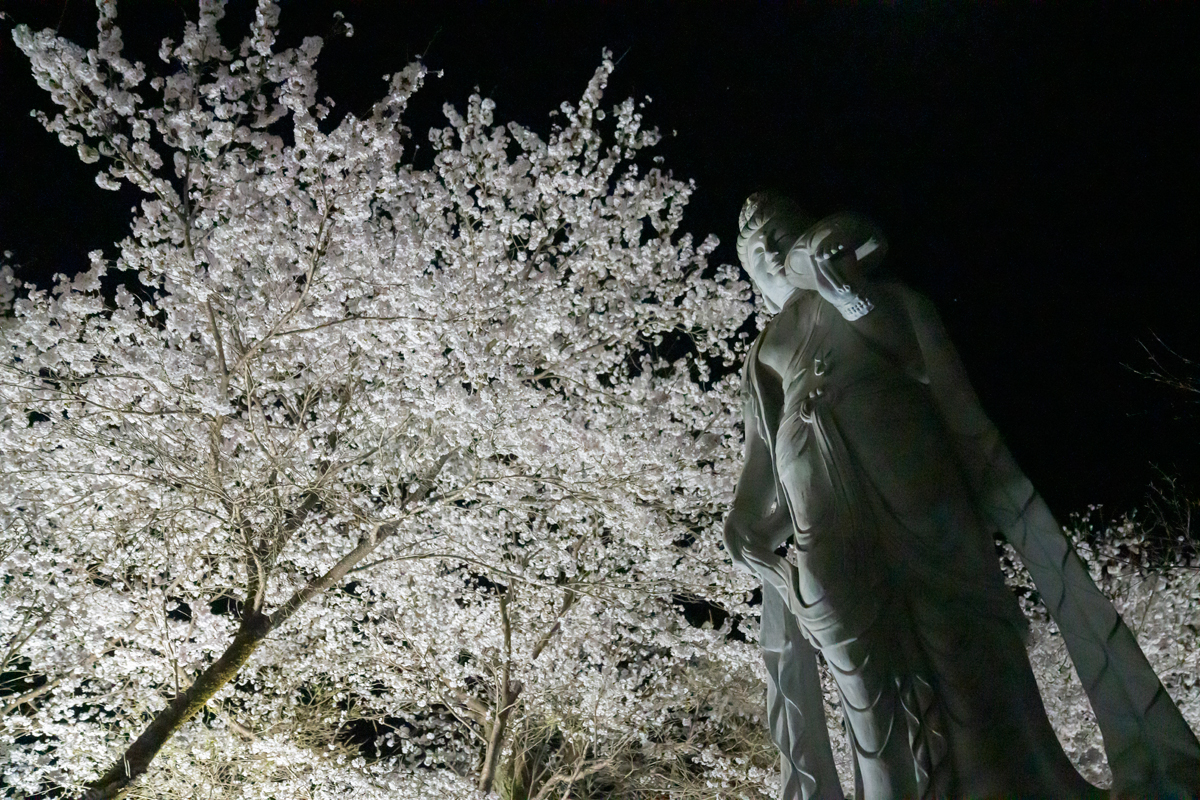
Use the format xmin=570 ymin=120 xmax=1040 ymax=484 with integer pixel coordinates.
xmin=899 ymin=286 xmax=1200 ymax=798
xmin=893 ymin=286 xmax=1023 ymax=512
xmin=723 ymin=383 xmax=806 ymax=638
xmin=723 ymin=391 xmax=791 ymax=571
xmin=725 ymin=379 xmax=845 ymax=800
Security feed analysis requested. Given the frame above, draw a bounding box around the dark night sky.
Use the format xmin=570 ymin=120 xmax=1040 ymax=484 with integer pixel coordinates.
xmin=2 ymin=1 xmax=1199 ymax=520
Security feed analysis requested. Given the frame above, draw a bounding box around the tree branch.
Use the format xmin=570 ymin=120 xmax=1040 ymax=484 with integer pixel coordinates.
xmin=268 ymin=450 xmax=453 ymax=630
xmin=478 ymin=586 xmax=521 ymax=794
xmin=528 ymin=587 xmax=576 ymax=663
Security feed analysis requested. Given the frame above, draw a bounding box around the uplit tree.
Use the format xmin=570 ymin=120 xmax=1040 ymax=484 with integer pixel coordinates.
xmin=5 ymin=4 xmax=1198 ymax=800
xmin=1 ymin=2 xmax=771 ymax=797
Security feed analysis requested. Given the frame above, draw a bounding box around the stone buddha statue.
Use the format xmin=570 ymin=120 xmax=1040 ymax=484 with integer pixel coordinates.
xmin=724 ymin=191 xmax=1200 ymax=799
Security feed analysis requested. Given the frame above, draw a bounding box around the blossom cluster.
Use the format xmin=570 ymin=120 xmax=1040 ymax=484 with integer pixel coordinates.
xmin=3 ymin=2 xmax=769 ymax=797
xmin=5 ymin=3 xmax=1198 ymax=798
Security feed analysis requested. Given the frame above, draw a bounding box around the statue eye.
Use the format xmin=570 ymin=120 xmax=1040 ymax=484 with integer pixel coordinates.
xmin=765 ymin=229 xmax=786 ymax=252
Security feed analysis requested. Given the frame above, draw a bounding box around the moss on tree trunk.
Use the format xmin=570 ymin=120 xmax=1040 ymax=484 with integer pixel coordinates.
xmin=81 ymin=612 xmax=271 ymax=800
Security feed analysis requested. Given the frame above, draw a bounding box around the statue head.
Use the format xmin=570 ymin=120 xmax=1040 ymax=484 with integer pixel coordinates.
xmin=736 ymin=192 xmax=816 ymax=313
xmin=737 ymin=191 xmax=888 ymax=314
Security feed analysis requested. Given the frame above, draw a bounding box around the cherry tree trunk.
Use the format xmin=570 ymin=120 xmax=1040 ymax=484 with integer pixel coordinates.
xmin=81 ymin=612 xmax=272 ymax=800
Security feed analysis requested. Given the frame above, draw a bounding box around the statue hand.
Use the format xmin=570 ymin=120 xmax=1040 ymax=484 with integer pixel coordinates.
xmin=791 ymin=222 xmax=875 ymax=320
xmin=725 ymin=503 xmax=792 ymax=572
xmin=814 ymin=243 xmax=873 ymax=320
xmin=750 ymin=502 xmax=793 ymax=550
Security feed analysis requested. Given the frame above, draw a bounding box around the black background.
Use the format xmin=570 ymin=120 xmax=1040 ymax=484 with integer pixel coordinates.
xmin=2 ymin=1 xmax=1198 ymax=520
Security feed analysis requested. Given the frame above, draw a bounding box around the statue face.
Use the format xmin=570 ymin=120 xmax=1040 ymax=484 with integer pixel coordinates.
xmin=742 ymin=218 xmax=812 ymax=313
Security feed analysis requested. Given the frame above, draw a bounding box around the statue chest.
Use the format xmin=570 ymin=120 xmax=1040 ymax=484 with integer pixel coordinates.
xmin=756 ymin=293 xmax=827 ymax=379
xmin=757 ymin=287 xmax=923 ymax=399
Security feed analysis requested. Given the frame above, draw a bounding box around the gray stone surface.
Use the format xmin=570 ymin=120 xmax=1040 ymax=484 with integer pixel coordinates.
xmin=726 ymin=192 xmax=1200 ymax=799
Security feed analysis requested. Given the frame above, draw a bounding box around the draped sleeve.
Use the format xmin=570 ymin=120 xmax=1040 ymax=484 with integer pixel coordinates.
xmin=898 ymin=285 xmax=1200 ymax=798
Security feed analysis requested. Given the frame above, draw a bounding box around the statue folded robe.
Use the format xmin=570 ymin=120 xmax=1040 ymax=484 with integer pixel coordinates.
xmin=726 ymin=283 xmax=1200 ymax=800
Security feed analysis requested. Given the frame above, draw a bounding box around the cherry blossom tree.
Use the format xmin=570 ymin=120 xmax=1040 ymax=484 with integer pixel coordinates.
xmin=1 ymin=2 xmax=771 ymax=797
xmin=5 ymin=3 xmax=1198 ymax=800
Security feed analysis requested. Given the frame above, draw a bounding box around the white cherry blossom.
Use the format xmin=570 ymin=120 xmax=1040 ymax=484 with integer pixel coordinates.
xmin=3 ymin=3 xmax=1197 ymax=799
